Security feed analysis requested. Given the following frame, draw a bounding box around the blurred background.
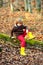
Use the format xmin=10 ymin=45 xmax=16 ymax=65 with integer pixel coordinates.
xmin=0 ymin=0 xmax=43 ymax=13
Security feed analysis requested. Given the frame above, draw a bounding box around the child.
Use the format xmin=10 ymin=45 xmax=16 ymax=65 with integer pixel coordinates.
xmin=11 ymin=19 xmax=35 ymax=56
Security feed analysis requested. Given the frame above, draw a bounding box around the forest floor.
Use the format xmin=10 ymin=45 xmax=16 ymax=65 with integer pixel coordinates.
xmin=0 ymin=42 xmax=43 ymax=65
xmin=0 ymin=7 xmax=43 ymax=65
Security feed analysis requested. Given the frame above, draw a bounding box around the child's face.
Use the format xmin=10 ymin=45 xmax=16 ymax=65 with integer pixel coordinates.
xmin=17 ymin=23 xmax=22 ymax=26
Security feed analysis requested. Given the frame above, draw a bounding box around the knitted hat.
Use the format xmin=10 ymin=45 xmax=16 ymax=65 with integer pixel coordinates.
xmin=16 ymin=17 xmax=23 ymax=25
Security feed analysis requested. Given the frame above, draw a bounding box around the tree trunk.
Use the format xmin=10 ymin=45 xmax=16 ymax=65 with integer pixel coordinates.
xmin=41 ymin=0 xmax=43 ymax=15
xmin=24 ymin=0 xmax=32 ymax=13
xmin=0 ymin=0 xmax=3 ymax=7
xmin=31 ymin=0 xmax=36 ymax=13
xmin=10 ymin=0 xmax=14 ymax=12
xmin=24 ymin=0 xmax=28 ymax=11
xmin=31 ymin=0 xmax=36 ymax=8
xmin=36 ymin=0 xmax=41 ymax=12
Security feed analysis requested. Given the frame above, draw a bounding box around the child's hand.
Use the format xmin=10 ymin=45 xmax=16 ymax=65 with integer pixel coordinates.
xmin=23 ymin=29 xmax=25 ymax=31
xmin=26 ymin=29 xmax=28 ymax=33
xmin=11 ymin=36 xmax=15 ymax=39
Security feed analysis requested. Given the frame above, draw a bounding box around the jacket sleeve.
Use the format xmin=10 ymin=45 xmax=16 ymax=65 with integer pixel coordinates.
xmin=11 ymin=26 xmax=17 ymax=37
xmin=23 ymin=25 xmax=27 ymax=29
xmin=23 ymin=25 xmax=30 ymax=32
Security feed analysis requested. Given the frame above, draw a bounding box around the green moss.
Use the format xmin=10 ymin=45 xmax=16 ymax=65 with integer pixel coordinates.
xmin=0 ymin=33 xmax=43 ymax=47
xmin=26 ymin=39 xmax=43 ymax=45
xmin=0 ymin=33 xmax=20 ymax=46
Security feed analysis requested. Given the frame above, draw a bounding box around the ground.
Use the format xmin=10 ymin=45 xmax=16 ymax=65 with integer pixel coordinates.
xmin=0 ymin=42 xmax=43 ymax=65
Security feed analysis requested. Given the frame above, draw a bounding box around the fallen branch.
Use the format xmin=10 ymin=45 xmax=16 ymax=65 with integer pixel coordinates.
xmin=0 ymin=33 xmax=43 ymax=51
